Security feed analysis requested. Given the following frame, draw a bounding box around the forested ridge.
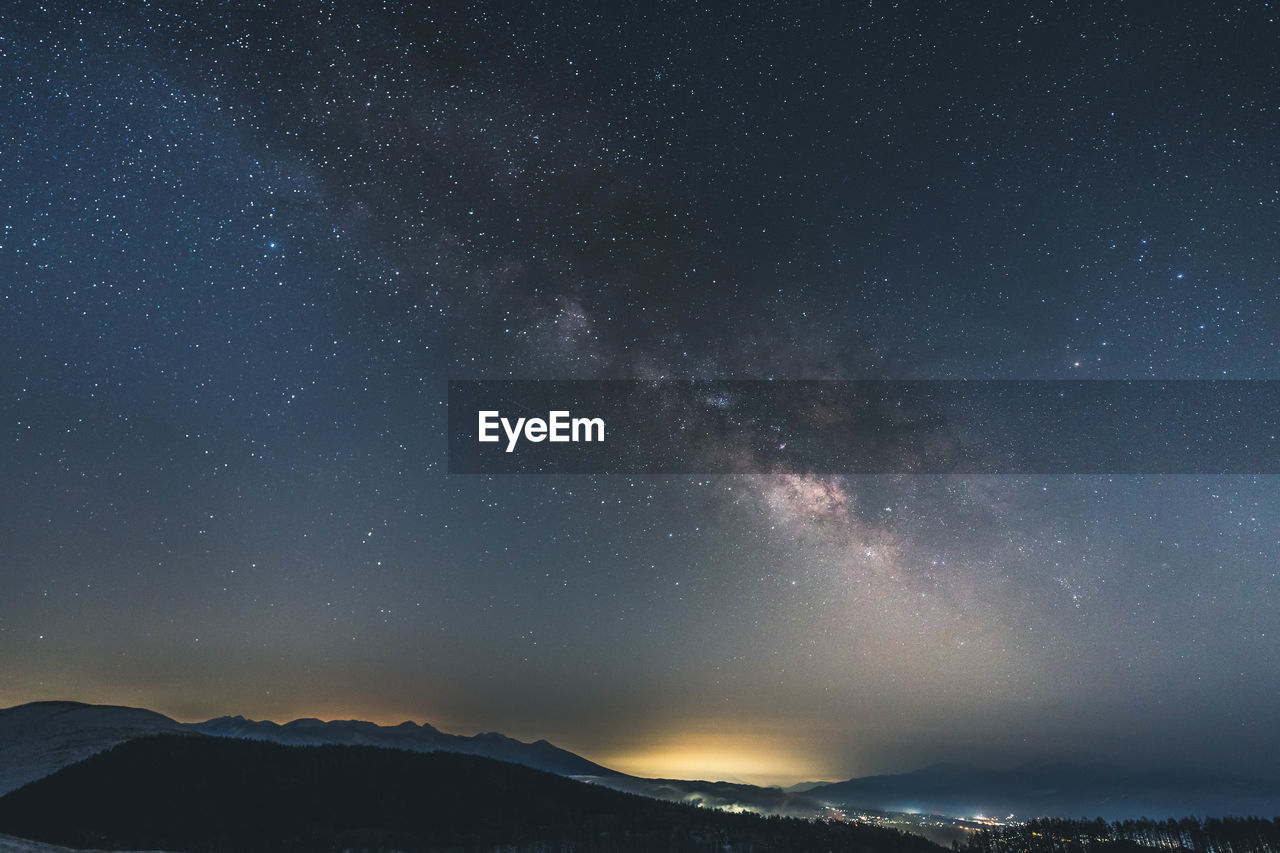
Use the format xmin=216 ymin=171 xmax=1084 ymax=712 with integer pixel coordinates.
xmin=963 ymin=817 xmax=1280 ymax=853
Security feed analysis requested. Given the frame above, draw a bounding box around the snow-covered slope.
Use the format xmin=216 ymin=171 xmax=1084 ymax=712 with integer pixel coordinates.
xmin=0 ymin=833 xmax=80 ymax=853
xmin=0 ymin=701 xmax=187 ymax=796
xmin=0 ymin=831 xmax=175 ymax=852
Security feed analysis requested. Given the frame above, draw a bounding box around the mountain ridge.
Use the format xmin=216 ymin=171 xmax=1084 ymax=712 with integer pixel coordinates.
xmin=0 ymin=733 xmax=941 ymax=853
xmin=190 ymin=712 xmax=622 ymax=778
xmin=6 ymin=701 xmax=1279 ymax=823
xmin=808 ymin=761 xmax=1280 ymax=820
xmin=0 ymin=701 xmax=189 ymax=797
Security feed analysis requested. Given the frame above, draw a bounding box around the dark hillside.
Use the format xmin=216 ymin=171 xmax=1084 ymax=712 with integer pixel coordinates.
xmin=0 ymin=734 xmax=946 ymax=853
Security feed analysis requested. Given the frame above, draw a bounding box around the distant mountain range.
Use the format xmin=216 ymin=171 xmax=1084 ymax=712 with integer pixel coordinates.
xmin=189 ymin=714 xmax=830 ymax=816
xmin=0 ymin=701 xmax=618 ymax=795
xmin=1 ymin=700 xmax=1277 ymax=836
xmin=191 ymin=713 xmax=620 ymax=778
xmin=0 ymin=733 xmax=938 ymax=853
xmin=0 ymin=701 xmax=830 ymax=819
xmin=808 ymin=762 xmax=1280 ymax=820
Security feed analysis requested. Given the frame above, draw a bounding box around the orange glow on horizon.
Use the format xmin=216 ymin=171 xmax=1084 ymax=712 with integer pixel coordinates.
xmin=0 ymin=687 xmax=854 ymax=788
xmin=598 ymin=726 xmax=844 ymax=788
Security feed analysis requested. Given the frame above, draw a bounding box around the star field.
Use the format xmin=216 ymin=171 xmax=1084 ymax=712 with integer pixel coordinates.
xmin=1 ymin=0 xmax=1278 ymax=785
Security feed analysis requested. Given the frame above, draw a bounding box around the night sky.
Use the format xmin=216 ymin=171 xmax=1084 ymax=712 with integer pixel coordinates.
xmin=2 ymin=1 xmax=1278 ymax=786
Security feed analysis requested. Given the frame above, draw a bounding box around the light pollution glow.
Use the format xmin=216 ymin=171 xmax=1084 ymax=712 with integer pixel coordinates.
xmin=597 ymin=721 xmax=849 ymax=787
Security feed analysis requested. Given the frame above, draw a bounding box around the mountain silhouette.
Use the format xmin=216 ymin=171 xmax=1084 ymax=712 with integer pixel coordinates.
xmin=0 ymin=701 xmax=187 ymax=796
xmin=0 ymin=734 xmax=944 ymax=853
xmin=192 ymin=712 xmax=621 ymax=777
xmin=0 ymin=700 xmax=622 ymax=793
xmin=809 ymin=762 xmax=1280 ymax=819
